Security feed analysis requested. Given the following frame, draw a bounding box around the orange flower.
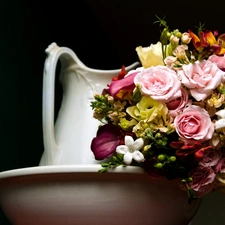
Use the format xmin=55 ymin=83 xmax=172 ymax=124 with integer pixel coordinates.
xmin=189 ymin=30 xmax=225 ymax=57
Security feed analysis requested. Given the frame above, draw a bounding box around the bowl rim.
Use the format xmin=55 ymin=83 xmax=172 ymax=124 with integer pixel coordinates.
xmin=0 ymin=165 xmax=145 ymax=179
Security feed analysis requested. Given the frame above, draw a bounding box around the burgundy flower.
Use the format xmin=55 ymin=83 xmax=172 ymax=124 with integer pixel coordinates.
xmin=91 ymin=124 xmax=121 ymax=160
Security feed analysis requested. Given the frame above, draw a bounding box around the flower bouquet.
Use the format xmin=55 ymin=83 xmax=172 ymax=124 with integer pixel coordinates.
xmin=90 ymin=17 xmax=225 ymax=203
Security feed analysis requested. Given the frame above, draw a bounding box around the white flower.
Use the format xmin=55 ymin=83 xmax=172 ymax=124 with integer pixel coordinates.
xmin=116 ymin=135 xmax=144 ymax=165
xmin=215 ymin=109 xmax=225 ymax=130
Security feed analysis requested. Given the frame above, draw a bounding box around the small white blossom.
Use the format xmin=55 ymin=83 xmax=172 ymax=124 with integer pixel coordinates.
xmin=215 ymin=109 xmax=225 ymax=130
xmin=116 ymin=135 xmax=144 ymax=165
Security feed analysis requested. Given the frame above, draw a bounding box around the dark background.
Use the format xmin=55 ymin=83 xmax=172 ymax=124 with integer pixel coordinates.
xmin=1 ymin=1 xmax=225 ymax=224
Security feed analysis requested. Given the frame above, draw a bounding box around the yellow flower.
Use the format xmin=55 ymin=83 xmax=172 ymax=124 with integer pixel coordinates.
xmin=118 ymin=118 xmax=137 ymax=131
xmin=136 ymin=42 xmax=165 ymax=68
xmin=207 ymin=93 xmax=224 ymax=108
xmin=126 ymin=96 xmax=168 ymax=123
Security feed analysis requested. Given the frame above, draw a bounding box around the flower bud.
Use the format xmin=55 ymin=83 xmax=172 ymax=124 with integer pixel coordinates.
xmin=167 ymin=31 xmax=171 ymax=38
xmin=157 ymin=154 xmax=166 ymax=162
xmin=169 ymin=156 xmax=176 ymax=162
xmin=107 ymin=95 xmax=114 ymax=103
xmin=160 ymin=28 xmax=169 ymax=45
xmin=181 ymin=32 xmax=192 ymax=44
xmin=143 ymin=145 xmax=151 ymax=152
xmin=175 ymin=31 xmax=182 ymax=38
xmin=170 ymin=34 xmax=179 ymax=48
xmin=154 ymin=162 xmax=163 ymax=169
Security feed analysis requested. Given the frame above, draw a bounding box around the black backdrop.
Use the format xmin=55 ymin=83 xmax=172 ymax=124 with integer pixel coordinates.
xmin=1 ymin=0 xmax=225 ymax=224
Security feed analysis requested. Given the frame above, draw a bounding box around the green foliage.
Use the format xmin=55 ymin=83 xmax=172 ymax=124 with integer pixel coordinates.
xmin=98 ymin=153 xmax=124 ymax=173
xmin=132 ymin=85 xmax=142 ymax=105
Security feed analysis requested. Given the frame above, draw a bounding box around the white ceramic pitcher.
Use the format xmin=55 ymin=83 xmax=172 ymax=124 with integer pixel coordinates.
xmin=39 ymin=42 xmax=140 ymax=166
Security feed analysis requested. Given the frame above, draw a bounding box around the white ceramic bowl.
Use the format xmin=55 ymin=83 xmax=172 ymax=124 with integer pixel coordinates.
xmin=0 ymin=165 xmax=200 ymax=225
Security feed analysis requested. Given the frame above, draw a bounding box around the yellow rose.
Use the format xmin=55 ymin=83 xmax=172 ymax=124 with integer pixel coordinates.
xmin=136 ymin=42 xmax=164 ymax=68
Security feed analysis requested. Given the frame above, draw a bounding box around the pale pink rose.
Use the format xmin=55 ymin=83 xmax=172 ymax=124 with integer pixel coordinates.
xmin=178 ymin=60 xmax=225 ymax=101
xmin=188 ymin=166 xmax=216 ymax=198
xmin=174 ymin=105 xmax=214 ymax=143
xmin=134 ymin=65 xmax=181 ymax=103
xmin=214 ymin=157 xmax=225 ymax=173
xmin=208 ymin=55 xmax=225 ymax=72
xmin=199 ymin=149 xmax=222 ymax=167
xmin=166 ymin=87 xmax=189 ymax=117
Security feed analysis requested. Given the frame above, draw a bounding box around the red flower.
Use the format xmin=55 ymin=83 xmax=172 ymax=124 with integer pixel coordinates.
xmin=170 ymin=141 xmax=212 ymax=162
xmin=112 ymin=65 xmax=127 ymax=81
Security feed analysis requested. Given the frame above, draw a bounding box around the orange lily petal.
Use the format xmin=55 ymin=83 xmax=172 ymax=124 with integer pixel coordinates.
xmin=219 ymin=48 xmax=225 ymax=55
xmin=205 ymin=30 xmax=217 ymax=45
xmin=199 ymin=31 xmax=208 ymax=47
xmin=188 ymin=30 xmax=201 ymax=50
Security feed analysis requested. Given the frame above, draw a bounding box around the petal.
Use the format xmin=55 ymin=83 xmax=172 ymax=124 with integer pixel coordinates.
xmin=205 ymin=30 xmax=217 ymax=45
xmin=199 ymin=31 xmax=208 ymax=47
xmin=188 ymin=30 xmax=201 ymax=50
xmin=215 ymin=119 xmax=225 ymax=130
xmin=116 ymin=145 xmax=129 ymax=154
xmin=91 ymin=124 xmax=120 ymax=160
xmin=216 ymin=109 xmax=225 ymax=118
xmin=132 ymin=151 xmax=144 ymax=162
xmin=132 ymin=138 xmax=144 ymax=150
xmin=124 ymin=135 xmax=134 ymax=147
xmin=219 ymin=48 xmax=225 ymax=55
xmin=217 ymin=33 xmax=225 ymax=48
xmin=123 ymin=152 xmax=133 ymax=165
xmin=211 ymin=136 xmax=220 ymax=147
xmin=108 ymin=71 xmax=137 ymax=97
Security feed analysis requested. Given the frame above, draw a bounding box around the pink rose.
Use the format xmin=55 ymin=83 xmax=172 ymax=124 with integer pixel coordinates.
xmin=188 ymin=166 xmax=216 ymax=198
xmin=208 ymin=55 xmax=225 ymax=72
xmin=214 ymin=157 xmax=225 ymax=173
xmin=174 ymin=105 xmax=214 ymax=143
xmin=178 ymin=60 xmax=225 ymax=101
xmin=166 ymin=87 xmax=189 ymax=118
xmin=199 ymin=148 xmax=222 ymax=167
xmin=134 ymin=65 xmax=181 ymax=103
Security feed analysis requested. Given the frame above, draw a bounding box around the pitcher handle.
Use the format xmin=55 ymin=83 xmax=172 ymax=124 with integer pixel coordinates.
xmin=41 ymin=42 xmax=140 ymax=165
